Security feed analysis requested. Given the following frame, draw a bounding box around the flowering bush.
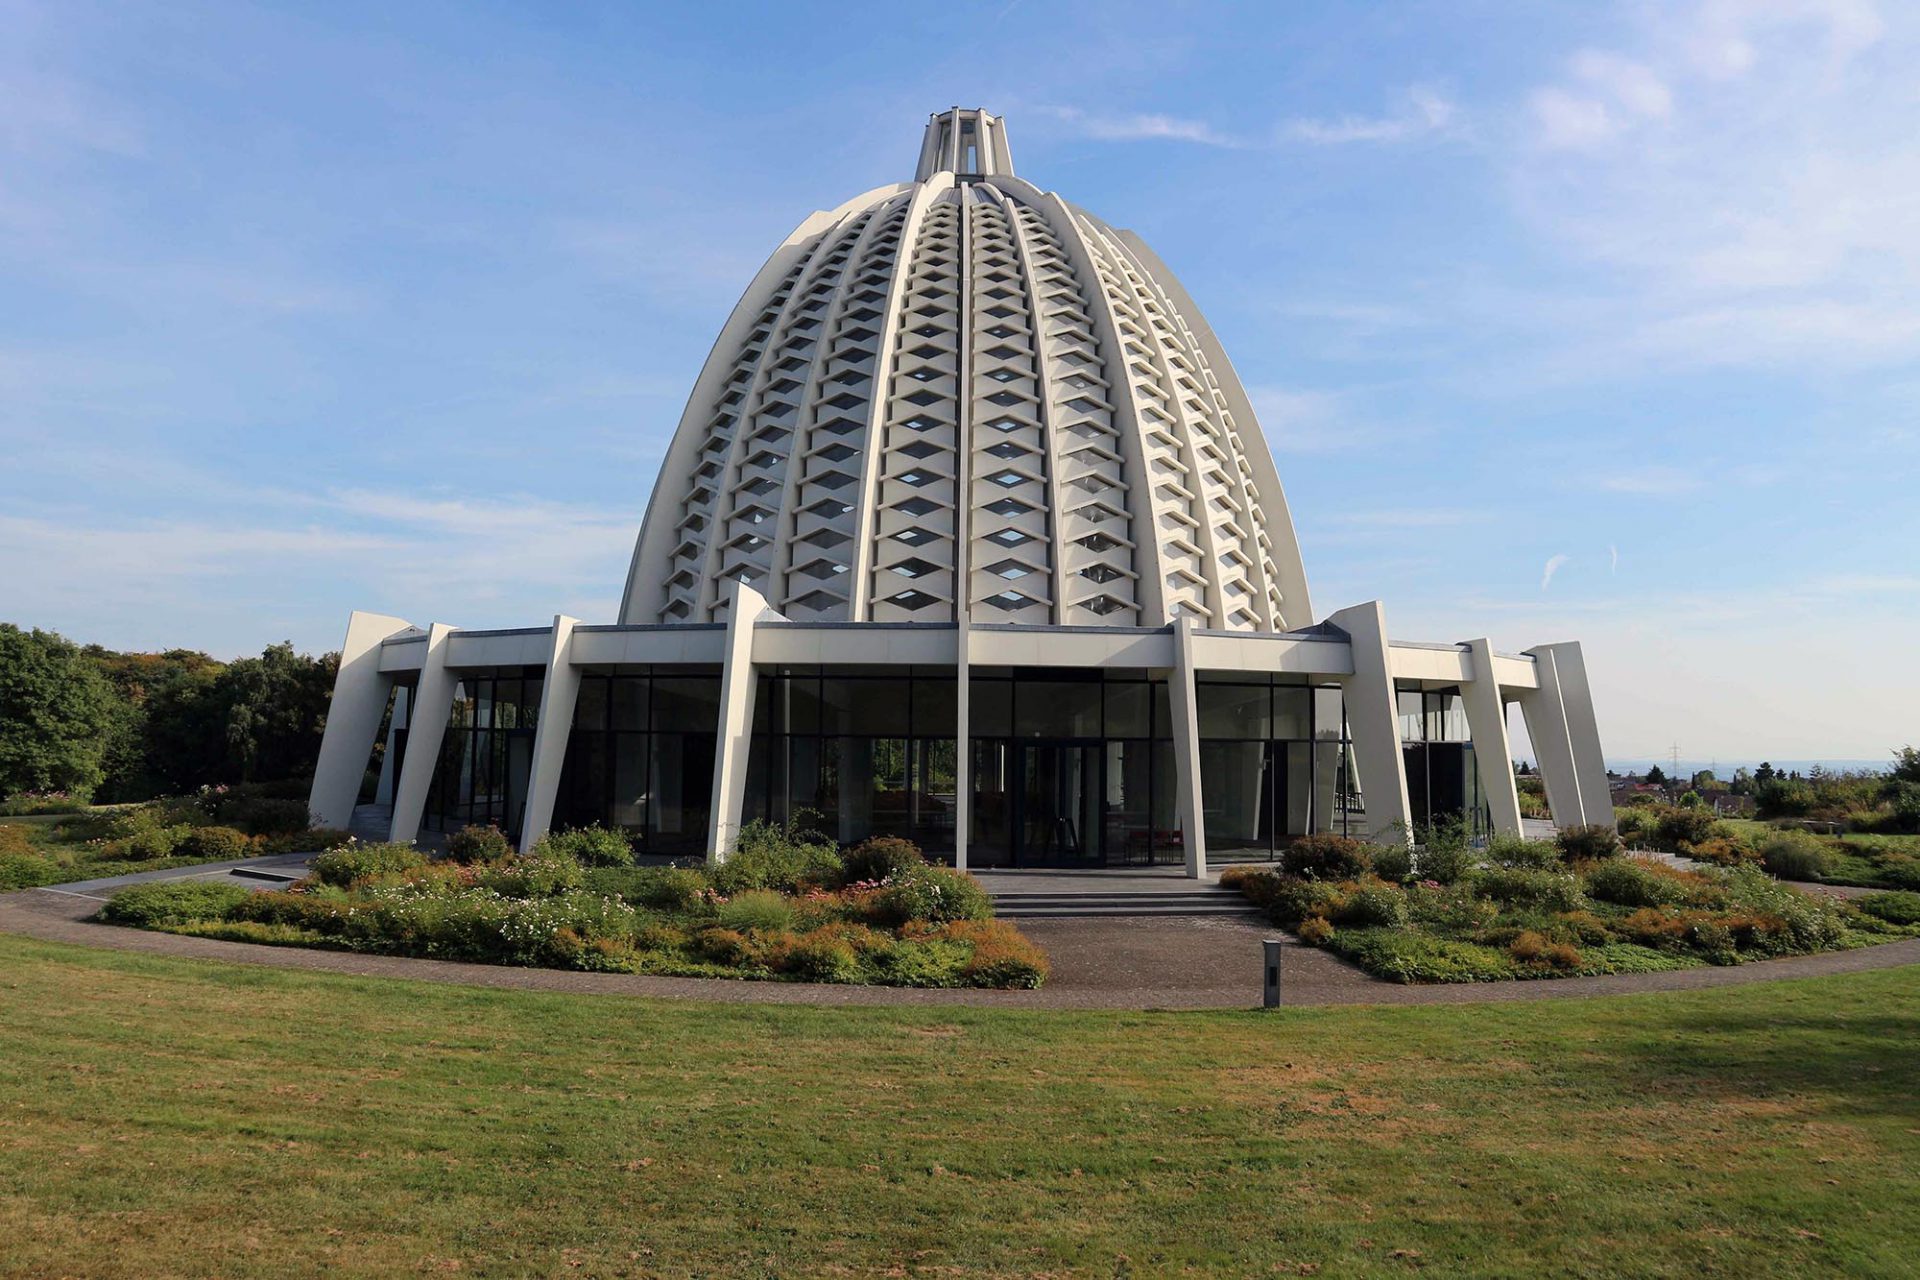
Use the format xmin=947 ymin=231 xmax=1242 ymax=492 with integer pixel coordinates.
xmin=867 ymin=864 xmax=992 ymax=927
xmin=312 ymin=842 xmax=428 ymax=888
xmin=446 ymin=824 xmax=512 ymax=864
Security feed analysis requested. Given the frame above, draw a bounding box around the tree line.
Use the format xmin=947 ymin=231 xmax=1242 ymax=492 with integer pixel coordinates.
xmin=0 ymin=623 xmax=336 ymax=803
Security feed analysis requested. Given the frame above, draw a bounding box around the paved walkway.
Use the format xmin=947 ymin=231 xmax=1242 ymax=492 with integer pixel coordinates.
xmin=4 ymin=883 xmax=1916 ymax=1010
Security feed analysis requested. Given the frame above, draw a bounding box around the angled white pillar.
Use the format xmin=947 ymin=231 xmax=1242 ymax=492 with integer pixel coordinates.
xmin=387 ymin=623 xmax=459 ymax=845
xmin=518 ymin=616 xmax=582 ymax=851
xmin=1517 ymin=645 xmax=1585 ymax=829
xmin=1538 ymin=641 xmax=1612 ymax=827
xmin=1461 ymin=638 xmax=1525 ymax=836
xmin=707 ymin=579 xmax=771 ymax=862
xmin=1328 ymin=602 xmax=1413 ymax=843
xmin=308 ymin=610 xmax=411 ymax=830
xmin=1166 ymin=616 xmax=1208 ymax=878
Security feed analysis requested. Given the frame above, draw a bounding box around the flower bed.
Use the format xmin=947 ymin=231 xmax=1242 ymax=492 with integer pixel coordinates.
xmin=97 ymin=823 xmax=1050 ymax=990
xmin=1220 ymin=830 xmax=1920 ymax=984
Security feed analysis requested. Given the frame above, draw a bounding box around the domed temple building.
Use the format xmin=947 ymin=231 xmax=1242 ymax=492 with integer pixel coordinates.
xmin=309 ymin=108 xmax=1611 ymax=876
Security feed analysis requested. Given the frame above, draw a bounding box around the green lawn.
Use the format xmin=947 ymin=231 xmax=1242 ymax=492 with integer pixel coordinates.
xmin=1 ymin=937 xmax=1916 ymax=1276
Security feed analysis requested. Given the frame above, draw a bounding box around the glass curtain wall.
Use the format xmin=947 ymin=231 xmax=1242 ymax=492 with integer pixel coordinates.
xmin=1398 ymin=686 xmax=1489 ymax=839
xmin=968 ymin=668 xmax=1179 ymax=869
xmin=554 ymin=666 xmax=721 ymax=855
xmin=1195 ymin=674 xmax=1360 ymax=861
xmin=742 ymin=666 xmax=958 ymax=857
xmin=425 ymin=669 xmax=545 ymax=837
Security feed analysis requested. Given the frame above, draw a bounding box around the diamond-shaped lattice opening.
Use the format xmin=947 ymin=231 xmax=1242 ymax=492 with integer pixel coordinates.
xmin=817 ymin=417 xmax=861 ymax=436
xmin=909 ymin=344 xmax=944 ymax=359
xmin=905 ymin=390 xmax=943 ymax=407
xmin=985 ymin=497 xmax=1032 ymax=517
xmin=796 ymin=560 xmax=848 ymax=580
xmin=899 ymin=439 xmax=942 ymax=460
xmin=1082 ymin=595 xmax=1126 ymax=617
xmin=986 ymin=325 xmax=1016 ymax=339
xmin=913 ymin=325 xmax=942 ymax=338
xmin=801 ymin=528 xmax=850 ymax=549
xmin=898 ymin=469 xmax=939 ymax=488
xmin=985 ymin=441 xmax=1025 ymax=460
xmin=664 ymin=600 xmax=692 ymax=620
xmin=816 ymin=443 xmax=856 ymax=464
xmin=888 ymin=558 xmax=940 ymax=580
xmin=985 ymin=560 xmax=1032 ymax=580
xmin=810 ymin=471 xmax=855 ymax=491
xmin=744 ymin=451 xmax=781 ymax=470
xmin=886 ymin=589 xmax=938 ymax=611
xmin=789 ymin=590 xmax=844 ymax=613
xmin=897 ymin=496 xmax=940 ymax=517
xmin=1077 ymin=533 xmax=1120 ymax=553
xmin=987 ymin=417 xmax=1022 ymax=433
xmin=910 ymin=368 xmax=940 ymax=383
xmin=987 ymin=368 xmax=1019 ymax=383
xmin=742 ymin=477 xmax=778 ymax=496
xmin=983 ymin=345 xmax=1023 ymax=360
xmin=983 ymin=591 xmax=1033 ymax=613
xmin=902 ymin=416 xmax=940 ymax=432
xmin=892 ymin=526 xmax=939 ymax=547
xmin=987 ymin=391 xmax=1022 ymax=407
xmin=986 ymin=470 xmax=1024 ymax=488
xmin=803 ymin=498 xmax=853 ymax=517
xmin=1080 ymin=564 xmax=1125 ymax=584
xmin=986 ymin=528 xmax=1031 ymax=547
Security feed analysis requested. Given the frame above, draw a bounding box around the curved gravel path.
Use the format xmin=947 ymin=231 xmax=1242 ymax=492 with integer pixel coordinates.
xmin=5 ymin=886 xmax=1917 ymax=1010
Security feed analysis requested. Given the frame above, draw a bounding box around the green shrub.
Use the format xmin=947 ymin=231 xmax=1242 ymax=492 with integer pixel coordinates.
xmin=1280 ymin=834 xmax=1371 ymax=881
xmin=1369 ymin=844 xmax=1413 ymax=883
xmin=1754 ymin=777 xmax=1815 ymax=819
xmin=311 ymin=842 xmax=427 ymax=888
xmin=869 ymin=864 xmax=992 ymax=927
xmin=0 ymin=851 xmax=56 ymax=889
xmin=1758 ymin=832 xmax=1829 ymax=882
xmin=1858 ymin=891 xmax=1920 ymax=926
xmin=710 ymin=820 xmax=842 ymax=894
xmin=1879 ymin=858 xmax=1920 ymax=891
xmin=100 ymin=881 xmax=252 ymax=927
xmin=1265 ymin=875 xmax=1342 ymax=926
xmin=1415 ymin=828 xmax=1476 ymax=884
xmin=718 ymin=888 xmax=795 ymax=933
xmin=478 ymin=853 xmax=585 ymax=898
xmin=446 ymin=824 xmax=512 ymax=864
xmin=536 ymin=825 xmax=635 ymax=868
xmin=941 ymin=919 xmax=1049 ymax=988
xmin=180 ymin=825 xmax=255 ymax=860
xmin=1654 ymin=805 xmax=1721 ymax=849
xmin=1583 ymin=858 xmax=1691 ymax=907
xmin=1486 ymin=835 xmax=1561 ymax=870
xmin=1887 ymin=782 xmax=1920 ymax=834
xmin=114 ymin=823 xmax=193 ymax=861
xmin=1218 ymin=865 xmax=1281 ymax=906
xmin=1475 ymin=867 xmax=1586 ymax=912
xmin=1557 ymin=825 xmax=1624 ymax=862
xmin=1333 ymin=880 xmax=1409 ymax=928
xmin=221 ymin=797 xmax=314 ymax=836
xmin=775 ymin=930 xmax=860 ymax=983
xmin=842 ymin=836 xmax=924 ymax=885
xmin=1614 ymin=807 xmax=1655 ymax=843
xmin=1296 ymin=916 xmax=1334 ymax=946
xmin=1327 ymin=929 xmax=1514 ymax=983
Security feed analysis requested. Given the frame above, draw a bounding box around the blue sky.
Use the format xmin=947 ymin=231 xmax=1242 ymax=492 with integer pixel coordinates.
xmin=2 ymin=0 xmax=1916 ymax=764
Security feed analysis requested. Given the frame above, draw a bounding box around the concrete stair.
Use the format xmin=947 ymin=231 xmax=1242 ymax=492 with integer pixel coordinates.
xmin=989 ymin=884 xmax=1261 ymax=920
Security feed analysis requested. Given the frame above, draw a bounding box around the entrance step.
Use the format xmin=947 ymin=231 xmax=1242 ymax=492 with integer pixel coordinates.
xmin=988 ymin=887 xmax=1262 ymax=920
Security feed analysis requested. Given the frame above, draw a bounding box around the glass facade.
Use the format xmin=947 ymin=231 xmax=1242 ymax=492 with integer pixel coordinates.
xmin=968 ymin=668 xmax=1180 ymax=868
xmin=424 ymin=670 xmax=545 ymax=835
xmin=1195 ymin=673 xmax=1359 ymax=861
xmin=550 ymin=666 xmax=722 ymax=855
xmin=742 ymin=666 xmax=958 ymax=856
xmin=1398 ymin=685 xmax=1490 ymax=839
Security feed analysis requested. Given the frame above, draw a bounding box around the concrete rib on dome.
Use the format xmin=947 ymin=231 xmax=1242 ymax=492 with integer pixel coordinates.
xmin=620 ymin=108 xmax=1314 ymax=633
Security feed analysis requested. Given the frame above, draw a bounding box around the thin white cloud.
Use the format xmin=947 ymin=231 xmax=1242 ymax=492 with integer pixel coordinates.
xmin=1284 ymin=87 xmax=1457 ymax=145
xmin=1596 ymin=466 xmax=1704 ymax=496
xmin=1610 ymin=544 xmax=1620 ymax=574
xmin=1248 ymin=385 xmax=1429 ymax=455
xmin=1541 ymin=554 xmax=1570 ymax=590
xmin=1043 ymin=106 xmax=1241 ymax=148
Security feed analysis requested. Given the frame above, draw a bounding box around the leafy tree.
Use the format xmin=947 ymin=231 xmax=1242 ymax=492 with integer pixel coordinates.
xmin=1892 ymin=746 xmax=1920 ymax=786
xmin=209 ymin=642 xmax=337 ymax=783
xmin=1755 ymin=761 xmax=1777 ymax=783
xmin=1731 ymin=766 xmax=1753 ymax=795
xmin=0 ymin=625 xmax=117 ymax=799
xmin=1691 ymin=769 xmax=1718 ymax=791
xmin=1644 ymin=764 xmax=1667 ymax=786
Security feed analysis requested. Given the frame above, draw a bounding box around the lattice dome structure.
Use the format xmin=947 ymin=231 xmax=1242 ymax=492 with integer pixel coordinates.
xmin=620 ymin=108 xmax=1312 ymax=633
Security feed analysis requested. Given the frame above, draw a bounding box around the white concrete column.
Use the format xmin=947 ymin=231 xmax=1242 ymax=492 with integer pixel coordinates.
xmin=387 ymin=623 xmax=459 ymax=845
xmin=518 ymin=616 xmax=582 ymax=851
xmin=308 ymin=611 xmax=411 ymax=830
xmin=1166 ymin=616 xmax=1208 ymax=878
xmin=1538 ymin=641 xmax=1612 ymax=827
xmin=1461 ymin=638 xmax=1525 ymax=837
xmin=1518 ymin=645 xmax=1585 ymax=829
xmin=1328 ymin=602 xmax=1413 ymax=843
xmin=707 ymin=579 xmax=768 ymax=862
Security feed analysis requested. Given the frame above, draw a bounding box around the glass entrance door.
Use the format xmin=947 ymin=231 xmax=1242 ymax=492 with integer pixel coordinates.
xmin=1016 ymin=742 xmax=1102 ymax=866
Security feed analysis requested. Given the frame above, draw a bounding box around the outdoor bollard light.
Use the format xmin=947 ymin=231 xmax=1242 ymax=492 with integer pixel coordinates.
xmin=1263 ymin=938 xmax=1283 ymax=1008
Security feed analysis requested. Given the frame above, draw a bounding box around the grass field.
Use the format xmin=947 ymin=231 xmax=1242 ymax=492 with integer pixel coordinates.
xmin=1 ymin=935 xmax=1916 ymax=1277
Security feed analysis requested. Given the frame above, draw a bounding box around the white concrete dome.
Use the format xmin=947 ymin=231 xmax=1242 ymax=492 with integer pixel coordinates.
xmin=621 ymin=108 xmax=1314 ymax=632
